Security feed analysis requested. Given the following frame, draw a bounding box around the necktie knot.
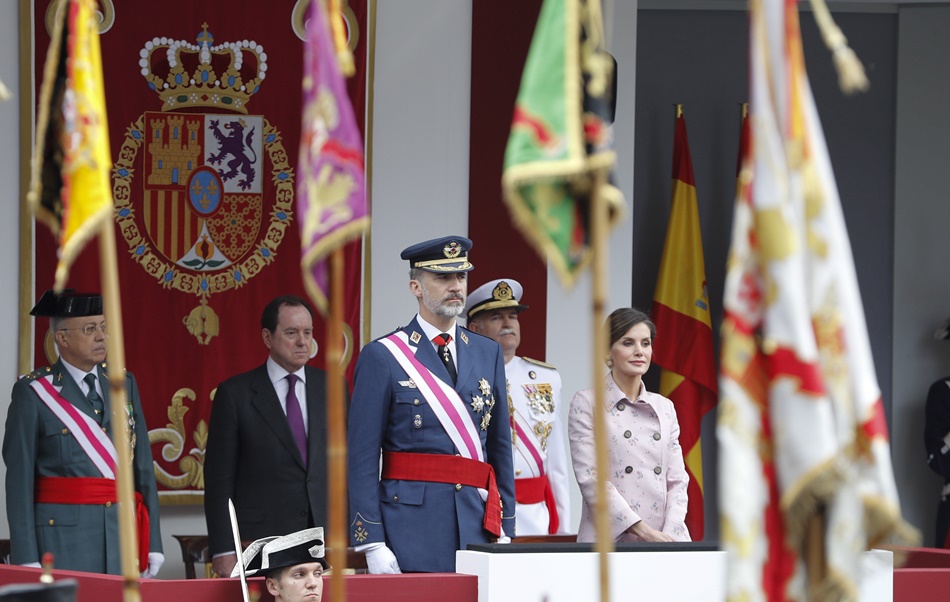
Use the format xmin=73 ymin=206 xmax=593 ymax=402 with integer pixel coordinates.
xmin=286 ymin=373 xmax=299 ymax=388
xmin=434 ymin=333 xmax=457 ymax=385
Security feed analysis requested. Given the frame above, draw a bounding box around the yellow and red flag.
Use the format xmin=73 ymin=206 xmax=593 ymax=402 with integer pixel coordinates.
xmin=30 ymin=0 xmax=114 ymax=290
xmin=718 ymin=1 xmax=916 ymax=600
xmin=651 ymin=110 xmax=717 ymax=540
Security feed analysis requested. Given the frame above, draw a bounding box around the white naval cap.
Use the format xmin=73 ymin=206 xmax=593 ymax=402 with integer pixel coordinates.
xmin=464 ymin=278 xmax=529 ymax=321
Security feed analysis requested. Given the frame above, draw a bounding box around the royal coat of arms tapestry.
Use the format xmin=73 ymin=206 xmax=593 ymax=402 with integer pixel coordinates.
xmin=30 ymin=0 xmax=368 ymax=502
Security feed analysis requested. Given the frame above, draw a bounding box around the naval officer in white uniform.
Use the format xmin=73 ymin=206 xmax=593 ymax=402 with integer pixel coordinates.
xmin=465 ymin=278 xmax=571 ymax=535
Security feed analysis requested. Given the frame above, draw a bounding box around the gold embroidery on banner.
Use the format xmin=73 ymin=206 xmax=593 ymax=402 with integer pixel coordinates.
xmin=113 ymin=115 xmax=293 ymax=340
xmin=183 ymin=298 xmax=220 ymax=345
xmin=148 ymin=387 xmax=208 ymax=490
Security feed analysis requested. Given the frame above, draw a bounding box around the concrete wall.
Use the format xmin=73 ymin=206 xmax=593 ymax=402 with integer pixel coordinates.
xmin=0 ymin=0 xmax=26 ymax=543
xmin=893 ymin=4 xmax=950 ymax=548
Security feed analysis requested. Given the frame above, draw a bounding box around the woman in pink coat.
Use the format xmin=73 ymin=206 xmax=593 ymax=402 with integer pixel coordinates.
xmin=569 ymin=307 xmax=690 ymax=543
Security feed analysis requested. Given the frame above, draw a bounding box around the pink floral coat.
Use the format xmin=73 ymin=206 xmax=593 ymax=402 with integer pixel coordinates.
xmin=569 ymin=373 xmax=690 ymax=542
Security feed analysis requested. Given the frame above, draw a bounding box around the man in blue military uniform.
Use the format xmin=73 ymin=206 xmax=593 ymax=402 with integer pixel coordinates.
xmin=347 ymin=235 xmax=516 ymax=573
xmin=2 ymin=290 xmax=163 ymax=575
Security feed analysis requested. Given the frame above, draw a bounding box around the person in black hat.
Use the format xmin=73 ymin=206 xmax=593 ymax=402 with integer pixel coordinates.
xmin=347 ymin=235 xmax=516 ymax=573
xmin=2 ymin=290 xmax=163 ymax=576
xmin=237 ymin=527 xmax=329 ymax=602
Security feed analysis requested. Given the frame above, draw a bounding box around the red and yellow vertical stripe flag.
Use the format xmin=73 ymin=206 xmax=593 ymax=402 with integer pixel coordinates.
xmin=29 ymin=0 xmax=114 ymax=291
xmin=298 ymin=0 xmax=369 ymax=314
xmin=718 ymin=1 xmax=917 ymax=600
xmin=502 ymin=0 xmax=624 ymax=287
xmin=650 ymin=109 xmax=717 ymax=541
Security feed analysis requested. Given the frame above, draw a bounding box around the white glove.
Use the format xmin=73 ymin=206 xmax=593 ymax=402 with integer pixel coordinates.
xmin=496 ymin=536 xmax=511 ymax=544
xmin=21 ymin=562 xmax=41 ymax=568
xmin=364 ymin=543 xmax=401 ymax=574
xmin=141 ymin=552 xmax=165 ymax=578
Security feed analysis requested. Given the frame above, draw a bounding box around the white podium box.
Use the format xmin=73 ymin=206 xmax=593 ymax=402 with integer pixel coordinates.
xmin=456 ymin=544 xmax=893 ymax=602
xmin=456 ymin=542 xmax=725 ymax=602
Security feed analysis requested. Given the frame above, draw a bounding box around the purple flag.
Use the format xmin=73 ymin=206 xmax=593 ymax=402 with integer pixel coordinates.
xmin=297 ymin=0 xmax=368 ymax=314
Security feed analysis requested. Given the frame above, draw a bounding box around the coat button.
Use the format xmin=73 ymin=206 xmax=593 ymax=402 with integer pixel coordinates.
xmin=393 ymin=495 xmax=399 ymax=502
xmin=455 ymin=484 xmax=462 ymax=491
xmin=414 ymin=399 xmax=420 ymax=405
xmin=653 ymin=432 xmax=661 ymax=441
xmin=654 ymin=466 xmax=662 ymax=475
xmin=49 ymin=519 xmax=54 ymax=526
xmin=105 ymin=501 xmax=112 ymax=508
xmin=617 ymin=402 xmax=626 ymax=411
xmin=624 ymin=466 xmax=633 ymax=474
xmin=515 ymin=469 xmax=522 ymax=476
xmin=623 ymin=430 xmax=632 ymax=439
xmin=62 ymin=428 xmax=68 ymax=435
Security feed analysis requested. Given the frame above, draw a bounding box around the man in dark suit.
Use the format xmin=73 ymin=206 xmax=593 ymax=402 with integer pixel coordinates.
xmin=347 ymin=235 xmax=516 ymax=573
xmin=205 ymin=295 xmax=328 ymax=577
xmin=3 ymin=290 xmax=163 ymax=576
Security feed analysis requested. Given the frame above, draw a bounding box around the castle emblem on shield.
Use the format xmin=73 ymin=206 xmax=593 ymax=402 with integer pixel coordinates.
xmin=113 ymin=23 xmax=294 ymax=345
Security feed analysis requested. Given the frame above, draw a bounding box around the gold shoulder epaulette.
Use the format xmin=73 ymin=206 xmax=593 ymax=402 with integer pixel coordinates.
xmin=522 ymin=356 xmax=556 ymax=370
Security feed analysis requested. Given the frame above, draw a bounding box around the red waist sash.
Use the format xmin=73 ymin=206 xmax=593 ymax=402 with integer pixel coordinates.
xmin=515 ymin=475 xmax=559 ymax=535
xmin=381 ymin=451 xmax=502 ymax=537
xmin=35 ymin=476 xmax=149 ymax=572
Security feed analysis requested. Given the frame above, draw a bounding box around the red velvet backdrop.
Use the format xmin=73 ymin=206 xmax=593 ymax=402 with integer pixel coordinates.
xmin=32 ymin=0 xmax=367 ymax=501
xmin=468 ymin=0 xmax=547 ymax=361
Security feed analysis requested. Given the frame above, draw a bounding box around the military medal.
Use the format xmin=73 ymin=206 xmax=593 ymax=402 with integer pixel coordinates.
xmin=533 ymin=421 xmax=553 ymax=451
xmin=523 ymin=383 xmax=555 ymax=414
xmin=471 ymin=395 xmax=485 ymax=414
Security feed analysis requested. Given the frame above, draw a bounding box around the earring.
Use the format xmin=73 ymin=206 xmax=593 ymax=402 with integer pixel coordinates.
xmin=606 ymin=358 xmax=614 ymax=368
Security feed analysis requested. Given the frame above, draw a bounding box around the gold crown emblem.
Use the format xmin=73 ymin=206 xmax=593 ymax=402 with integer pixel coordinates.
xmin=139 ymin=23 xmax=267 ymax=114
xmin=492 ymin=281 xmax=513 ymax=301
xmin=443 ymin=241 xmax=462 ymax=259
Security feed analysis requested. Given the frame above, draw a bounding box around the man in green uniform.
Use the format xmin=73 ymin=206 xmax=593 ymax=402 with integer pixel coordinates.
xmin=2 ymin=290 xmax=163 ymax=575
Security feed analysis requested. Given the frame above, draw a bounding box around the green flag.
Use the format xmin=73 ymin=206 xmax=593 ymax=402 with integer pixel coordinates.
xmin=502 ymin=0 xmax=624 ymax=287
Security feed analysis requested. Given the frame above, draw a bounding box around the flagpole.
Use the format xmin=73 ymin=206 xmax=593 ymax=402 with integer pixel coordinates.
xmin=98 ymin=219 xmax=141 ymax=602
xmin=590 ymin=168 xmax=613 ymax=602
xmin=327 ymin=246 xmax=348 ymax=600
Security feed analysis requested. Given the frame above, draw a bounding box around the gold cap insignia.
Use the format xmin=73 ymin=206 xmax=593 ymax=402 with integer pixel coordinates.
xmin=443 ymin=241 xmax=462 ymax=258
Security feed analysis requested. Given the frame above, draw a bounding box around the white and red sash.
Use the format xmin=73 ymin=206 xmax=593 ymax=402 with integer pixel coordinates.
xmin=511 ymin=408 xmax=546 ymax=477
xmin=380 ymin=331 xmax=484 ymax=462
xmin=30 ymin=375 xmax=117 ymax=479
